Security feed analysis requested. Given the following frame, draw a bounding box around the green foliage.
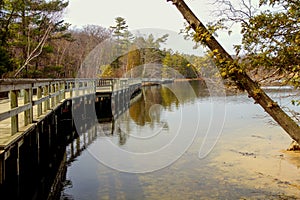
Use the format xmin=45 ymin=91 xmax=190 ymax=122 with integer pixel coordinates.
xmin=106 ymin=18 xmax=171 ymax=77
xmin=0 ymin=0 xmax=69 ymax=77
xmin=291 ymin=100 xmax=300 ymax=106
xmin=110 ymin=17 xmax=133 ymax=50
xmin=43 ymin=45 xmax=54 ymax=53
xmin=0 ymin=46 xmax=13 ymax=77
xmin=110 ymin=17 xmax=133 ymax=69
xmin=240 ymin=0 xmax=300 ymax=88
xmin=163 ymin=51 xmax=197 ymax=78
xmin=43 ymin=65 xmax=64 ymax=78
xmin=106 ymin=17 xmax=204 ymax=78
xmin=110 ymin=17 xmax=129 ymax=37
xmin=126 ymin=46 xmax=142 ymax=72
xmin=100 ymin=65 xmax=114 ymax=78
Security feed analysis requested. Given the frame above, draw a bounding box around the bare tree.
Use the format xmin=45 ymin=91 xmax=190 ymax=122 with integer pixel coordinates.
xmin=212 ymin=0 xmax=258 ymax=26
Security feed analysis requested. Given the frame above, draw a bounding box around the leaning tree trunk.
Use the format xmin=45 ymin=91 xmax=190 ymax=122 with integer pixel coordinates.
xmin=167 ymin=0 xmax=300 ymax=142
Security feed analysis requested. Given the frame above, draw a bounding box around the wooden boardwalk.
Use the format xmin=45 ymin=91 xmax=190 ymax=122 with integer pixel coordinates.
xmin=0 ymin=79 xmax=98 ymax=150
xmin=0 ymin=77 xmax=174 ymax=187
xmin=0 ymin=78 xmax=145 ymax=150
xmin=0 ymin=78 xmax=173 ymax=150
xmin=0 ymin=93 xmax=73 ymax=149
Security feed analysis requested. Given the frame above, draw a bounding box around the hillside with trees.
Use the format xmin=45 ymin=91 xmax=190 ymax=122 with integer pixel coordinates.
xmin=1 ymin=0 xmax=298 ymax=84
xmin=0 ymin=1 xmax=200 ymax=79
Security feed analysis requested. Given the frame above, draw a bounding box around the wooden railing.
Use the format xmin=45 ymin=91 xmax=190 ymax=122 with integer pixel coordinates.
xmin=95 ymin=78 xmax=142 ymax=92
xmin=0 ymin=78 xmax=168 ymax=136
xmin=0 ymin=79 xmax=96 ymax=135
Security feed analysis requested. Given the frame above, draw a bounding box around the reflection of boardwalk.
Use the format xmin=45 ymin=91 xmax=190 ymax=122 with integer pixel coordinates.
xmin=66 ymin=122 xmax=114 ymax=162
xmin=63 ymin=121 xmax=145 ymax=200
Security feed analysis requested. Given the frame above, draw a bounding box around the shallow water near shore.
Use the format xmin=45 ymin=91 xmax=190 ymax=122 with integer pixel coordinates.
xmin=60 ymin=80 xmax=300 ymax=199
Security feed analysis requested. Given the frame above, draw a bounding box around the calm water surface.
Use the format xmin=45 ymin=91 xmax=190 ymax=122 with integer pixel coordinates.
xmin=60 ymin=81 xmax=300 ymax=199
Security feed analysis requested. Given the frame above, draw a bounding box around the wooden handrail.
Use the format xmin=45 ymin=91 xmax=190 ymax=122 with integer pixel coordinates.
xmin=0 ymin=79 xmax=97 ymax=135
xmin=0 ymin=78 xmax=165 ymax=135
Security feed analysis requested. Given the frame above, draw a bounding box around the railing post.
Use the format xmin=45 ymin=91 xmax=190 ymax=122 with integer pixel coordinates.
xmin=37 ymin=86 xmax=42 ymax=117
xmin=87 ymin=81 xmax=90 ymax=94
xmin=61 ymin=81 xmax=66 ymax=100
xmin=82 ymin=82 xmax=86 ymax=96
xmin=10 ymin=90 xmax=18 ymax=135
xmin=70 ymin=81 xmax=73 ymax=98
xmin=24 ymin=87 xmax=33 ymax=126
xmin=75 ymin=81 xmax=79 ymax=97
xmin=44 ymin=85 xmax=50 ymax=112
xmin=111 ymin=79 xmax=113 ymax=91
xmin=55 ymin=82 xmax=59 ymax=104
xmin=87 ymin=81 xmax=89 ymax=94
xmin=90 ymin=81 xmax=93 ymax=94
xmin=93 ymin=80 xmax=96 ymax=93
xmin=51 ymin=83 xmax=55 ymax=108
xmin=86 ymin=81 xmax=88 ymax=94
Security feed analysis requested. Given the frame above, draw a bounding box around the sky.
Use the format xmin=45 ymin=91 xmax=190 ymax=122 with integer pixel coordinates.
xmin=63 ymin=0 xmax=243 ymax=55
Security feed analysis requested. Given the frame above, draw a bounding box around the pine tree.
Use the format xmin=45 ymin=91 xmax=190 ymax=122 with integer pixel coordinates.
xmin=110 ymin=17 xmax=133 ymax=70
xmin=0 ymin=0 xmax=69 ymax=77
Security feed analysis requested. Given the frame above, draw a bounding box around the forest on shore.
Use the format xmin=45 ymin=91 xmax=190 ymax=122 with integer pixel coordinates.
xmin=0 ymin=0 xmax=205 ymax=79
xmin=0 ymin=0 xmax=298 ymax=89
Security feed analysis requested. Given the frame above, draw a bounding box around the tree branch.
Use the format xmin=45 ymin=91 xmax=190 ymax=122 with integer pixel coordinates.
xmin=14 ymin=23 xmax=53 ymax=78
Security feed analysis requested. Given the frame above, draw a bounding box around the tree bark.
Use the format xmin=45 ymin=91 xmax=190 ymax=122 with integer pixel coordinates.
xmin=167 ymin=0 xmax=300 ymax=142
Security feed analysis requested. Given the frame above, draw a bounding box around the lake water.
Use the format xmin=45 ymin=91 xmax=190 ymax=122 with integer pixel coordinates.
xmin=60 ymin=80 xmax=300 ymax=199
